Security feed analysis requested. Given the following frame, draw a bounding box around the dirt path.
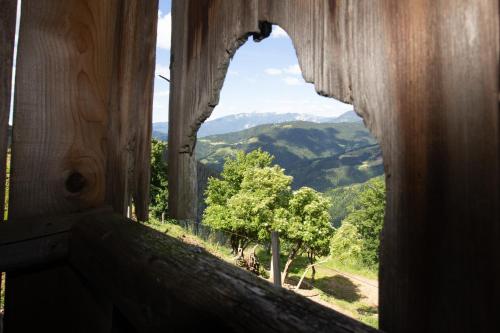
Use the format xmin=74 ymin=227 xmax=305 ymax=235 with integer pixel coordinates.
xmin=289 ymin=266 xmax=379 ymax=321
xmin=316 ymin=266 xmax=378 ymax=306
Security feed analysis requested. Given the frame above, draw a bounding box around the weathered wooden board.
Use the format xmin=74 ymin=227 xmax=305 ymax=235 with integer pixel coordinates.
xmin=9 ymin=0 xmax=157 ymax=220
xmin=10 ymin=0 xmax=119 ymax=218
xmin=0 ymin=208 xmax=112 ymax=272
xmin=0 ymin=0 xmax=17 ymax=221
xmin=5 ymin=0 xmax=158 ymax=331
xmin=5 ymin=1 xmax=120 ymax=329
xmin=70 ymin=213 xmax=380 ymax=333
xmin=106 ymin=0 xmax=159 ymax=221
xmin=168 ymin=1 xmax=500 ymax=332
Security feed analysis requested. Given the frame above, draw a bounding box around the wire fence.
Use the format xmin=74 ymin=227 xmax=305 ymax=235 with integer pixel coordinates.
xmin=176 ymin=219 xmax=270 ymax=253
xmin=169 ymin=219 xmax=379 ymax=289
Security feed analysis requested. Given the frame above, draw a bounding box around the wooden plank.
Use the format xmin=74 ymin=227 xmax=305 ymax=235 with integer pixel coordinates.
xmin=9 ymin=0 xmax=121 ymax=218
xmin=70 ymin=213 xmax=380 ymax=333
xmin=106 ymin=0 xmax=159 ymax=221
xmin=0 ymin=208 xmax=112 ymax=272
xmin=169 ymin=1 xmax=500 ymax=332
xmin=0 ymin=0 xmax=17 ymax=221
xmin=168 ymin=0 xmax=264 ymax=219
xmin=1 ymin=233 xmax=68 ymax=272
xmin=4 ymin=1 xmax=122 ymax=331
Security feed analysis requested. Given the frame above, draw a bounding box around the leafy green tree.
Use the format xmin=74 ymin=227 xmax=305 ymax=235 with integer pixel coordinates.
xmin=203 ymin=149 xmax=291 ymax=254
xmin=277 ymin=187 xmax=333 ymax=282
xmin=150 ymin=139 xmax=168 ymax=219
xmin=332 ymin=177 xmax=385 ymax=268
xmin=330 ymin=222 xmax=363 ymax=265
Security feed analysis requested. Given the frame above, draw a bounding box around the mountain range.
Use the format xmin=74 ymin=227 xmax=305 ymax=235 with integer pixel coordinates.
xmin=152 ymin=111 xmax=361 ymax=140
xmin=195 ymin=121 xmax=383 ymax=192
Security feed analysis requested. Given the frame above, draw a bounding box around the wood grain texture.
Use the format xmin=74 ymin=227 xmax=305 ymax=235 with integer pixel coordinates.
xmin=10 ymin=0 xmax=119 ymax=218
xmin=169 ymin=1 xmax=500 ymax=332
xmin=106 ymin=0 xmax=159 ymax=221
xmin=5 ymin=1 xmax=158 ymax=331
xmin=5 ymin=2 xmax=119 ymax=330
xmin=70 ymin=213 xmax=379 ymax=333
xmin=0 ymin=208 xmax=112 ymax=271
xmin=0 ymin=0 xmax=17 ymax=221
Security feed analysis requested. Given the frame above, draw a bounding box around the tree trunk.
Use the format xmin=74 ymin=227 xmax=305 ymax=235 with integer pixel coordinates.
xmin=281 ymin=241 xmax=302 ymax=285
xmin=239 ymin=239 xmax=251 ymax=257
xmin=308 ymin=253 xmax=316 ymax=283
xmin=230 ymin=235 xmax=239 ymax=255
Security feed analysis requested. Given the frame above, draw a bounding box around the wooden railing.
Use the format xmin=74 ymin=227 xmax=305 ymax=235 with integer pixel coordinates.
xmin=0 ymin=210 xmax=380 ymax=332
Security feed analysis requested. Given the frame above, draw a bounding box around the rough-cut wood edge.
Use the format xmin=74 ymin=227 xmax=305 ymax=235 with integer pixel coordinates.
xmin=0 ymin=0 xmax=17 ymax=222
xmin=70 ymin=213 xmax=380 ymax=333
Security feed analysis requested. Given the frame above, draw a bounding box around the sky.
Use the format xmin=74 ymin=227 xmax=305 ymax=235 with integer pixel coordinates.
xmin=8 ymin=0 xmax=351 ymax=124
xmin=152 ymin=0 xmax=352 ymax=123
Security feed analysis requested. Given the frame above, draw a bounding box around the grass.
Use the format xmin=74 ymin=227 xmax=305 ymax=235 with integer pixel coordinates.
xmin=142 ymin=218 xmax=378 ymax=328
xmin=1 ymin=151 xmax=10 ymax=312
xmin=1 ymin=273 xmax=4 ymax=313
xmin=143 ymin=218 xmax=235 ymax=263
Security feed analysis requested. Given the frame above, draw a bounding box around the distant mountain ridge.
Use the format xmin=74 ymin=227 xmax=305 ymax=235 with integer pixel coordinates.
xmin=152 ymin=111 xmax=361 ymax=140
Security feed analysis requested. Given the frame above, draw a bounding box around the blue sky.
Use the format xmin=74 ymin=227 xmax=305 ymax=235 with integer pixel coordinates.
xmin=153 ymin=0 xmax=352 ymax=123
xmin=8 ymin=0 xmax=351 ymax=124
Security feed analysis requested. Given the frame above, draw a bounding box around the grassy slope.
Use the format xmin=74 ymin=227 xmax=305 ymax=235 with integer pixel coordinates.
xmin=143 ymin=219 xmax=378 ymax=328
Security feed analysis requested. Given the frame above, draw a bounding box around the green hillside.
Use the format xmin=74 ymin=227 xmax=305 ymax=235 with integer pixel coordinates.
xmin=325 ymin=176 xmax=385 ymax=228
xmin=195 ymin=121 xmax=383 ymax=192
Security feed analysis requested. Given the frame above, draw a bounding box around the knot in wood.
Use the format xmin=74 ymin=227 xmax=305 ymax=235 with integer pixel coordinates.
xmin=65 ymin=172 xmax=87 ymax=193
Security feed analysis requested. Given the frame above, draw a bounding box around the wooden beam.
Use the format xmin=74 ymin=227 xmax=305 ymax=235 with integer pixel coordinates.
xmin=70 ymin=213 xmax=379 ymax=333
xmin=0 ymin=220 xmax=71 ymax=272
xmin=0 ymin=208 xmax=112 ymax=272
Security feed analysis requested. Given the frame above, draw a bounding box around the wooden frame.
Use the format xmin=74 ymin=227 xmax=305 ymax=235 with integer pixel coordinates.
xmin=168 ymin=1 xmax=500 ymax=332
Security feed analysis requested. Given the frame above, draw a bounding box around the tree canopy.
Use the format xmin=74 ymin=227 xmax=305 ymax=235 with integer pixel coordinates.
xmin=204 ymin=149 xmax=333 ymax=282
xmin=331 ymin=177 xmax=385 ymax=268
xmin=277 ymin=187 xmax=333 ymax=282
xmin=150 ymin=139 xmax=168 ymax=219
xmin=203 ymin=149 xmax=291 ymax=253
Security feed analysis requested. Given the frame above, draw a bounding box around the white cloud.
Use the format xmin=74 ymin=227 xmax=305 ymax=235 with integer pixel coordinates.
xmin=264 ymin=68 xmax=283 ymax=76
xmin=271 ymin=25 xmax=288 ymax=39
xmin=265 ymin=64 xmax=302 ymax=78
xmin=228 ymin=70 xmax=239 ymax=76
xmin=155 ymin=63 xmax=170 ymax=78
xmin=157 ymin=10 xmax=171 ymax=50
xmin=284 ymin=64 xmax=301 ymax=75
xmin=282 ymin=76 xmax=303 ymax=86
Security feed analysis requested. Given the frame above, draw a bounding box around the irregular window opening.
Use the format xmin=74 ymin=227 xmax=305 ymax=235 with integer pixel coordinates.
xmin=147 ymin=1 xmax=384 ymax=329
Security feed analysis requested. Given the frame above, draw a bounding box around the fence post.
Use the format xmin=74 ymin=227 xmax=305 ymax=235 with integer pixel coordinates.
xmin=271 ymin=231 xmax=281 ymax=287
